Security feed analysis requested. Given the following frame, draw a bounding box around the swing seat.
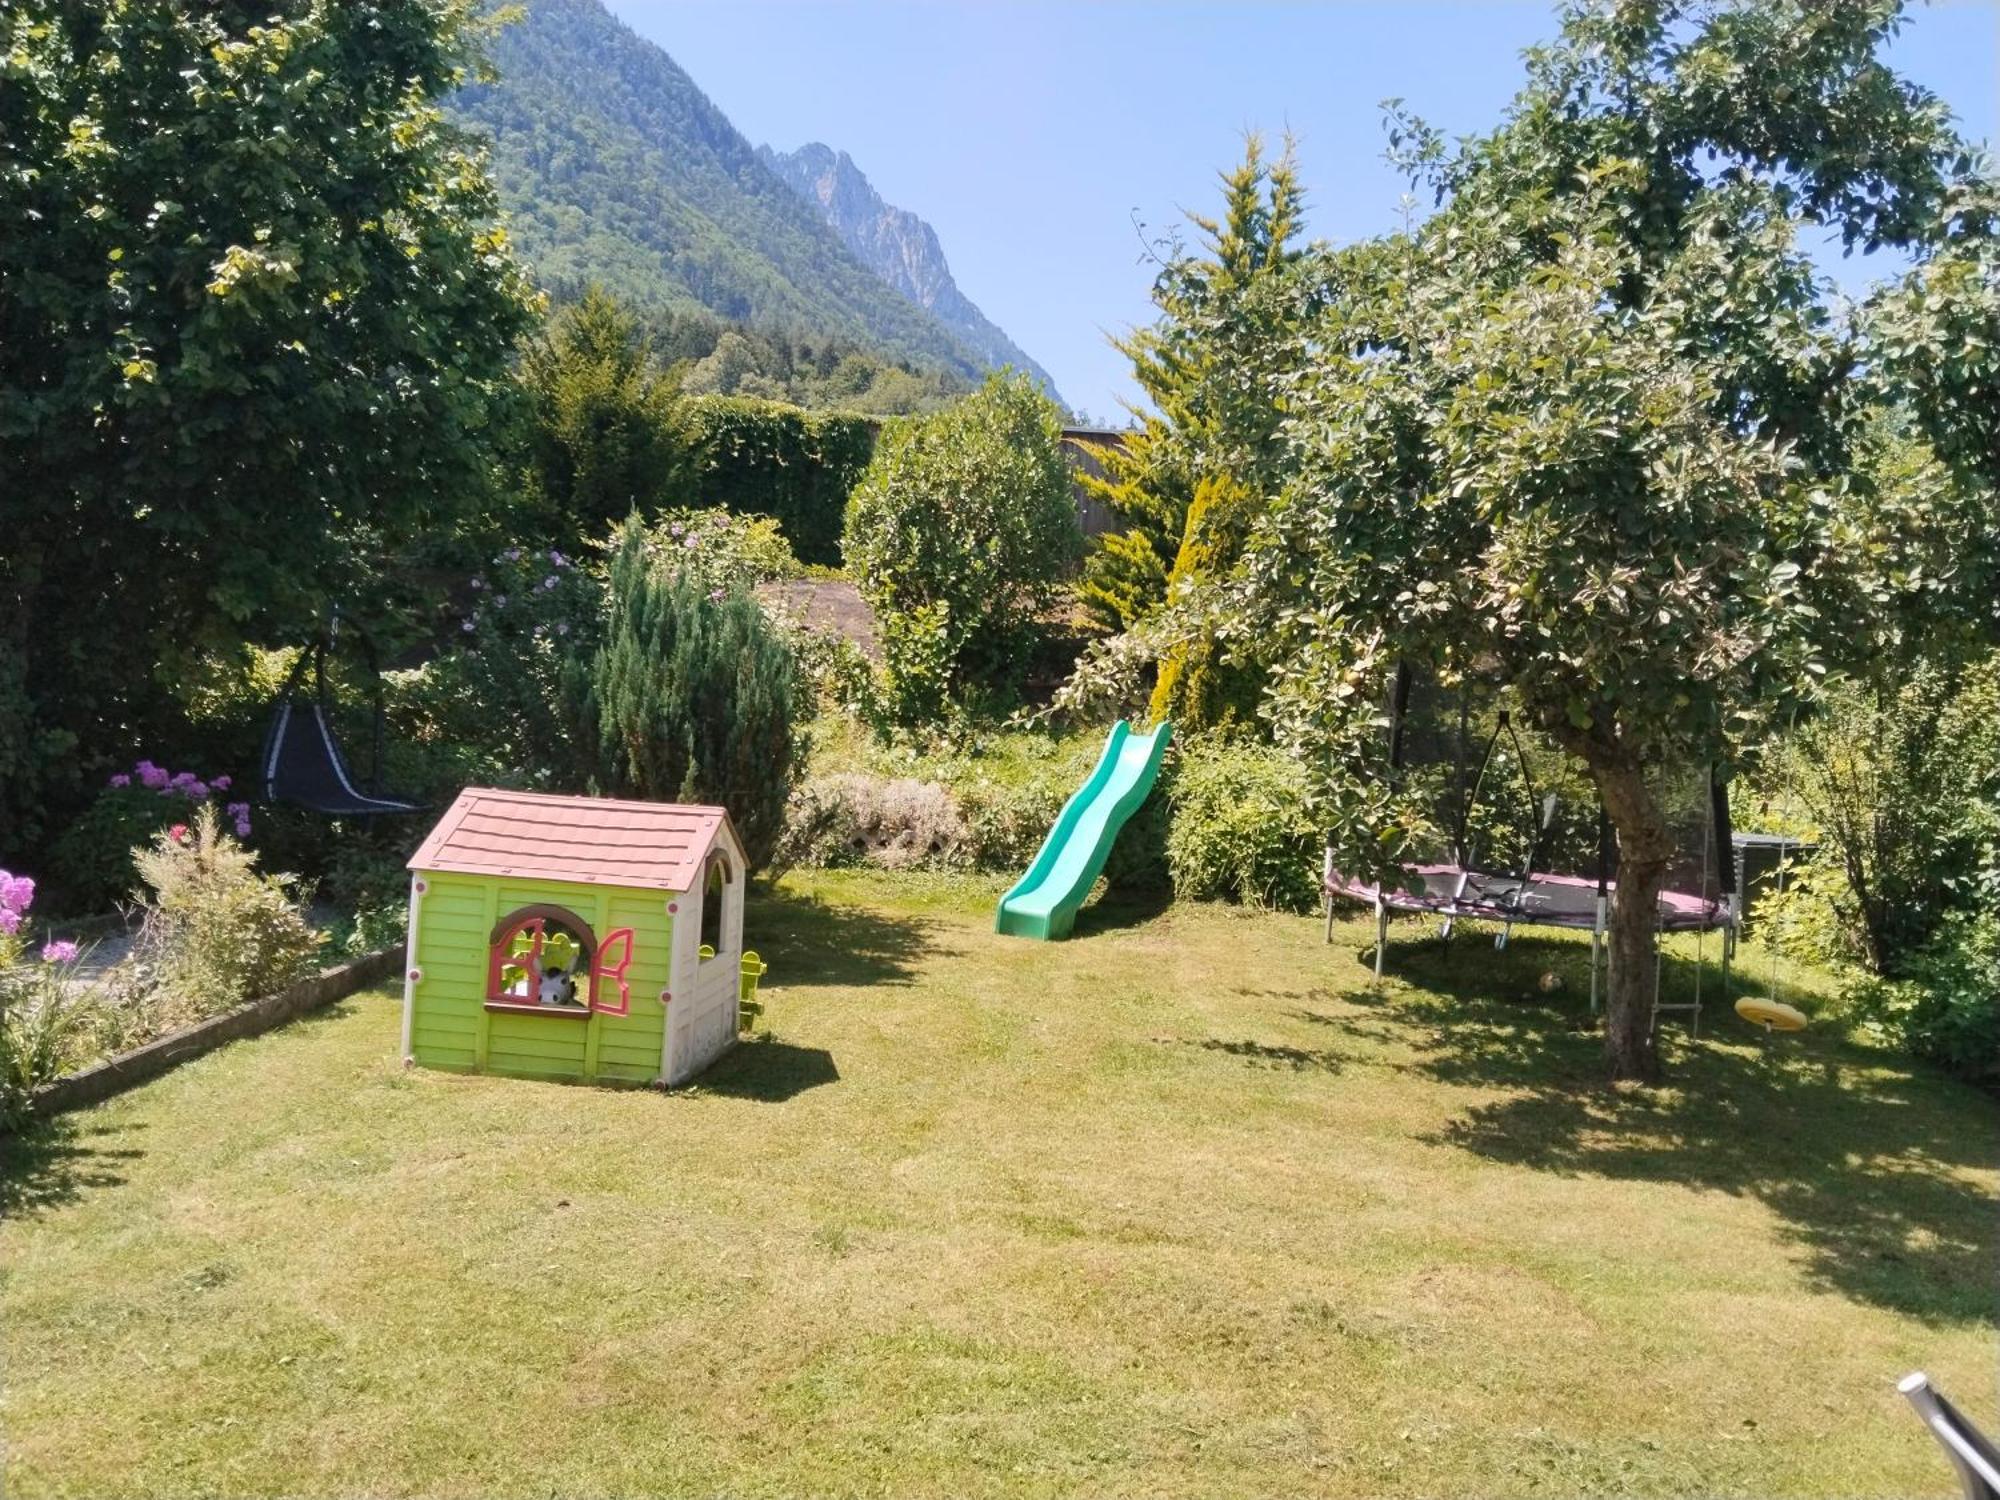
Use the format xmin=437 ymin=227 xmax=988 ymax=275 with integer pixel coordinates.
xmin=260 ymin=629 xmax=420 ymax=817
xmin=262 ymin=699 xmax=421 ymax=816
xmin=1734 ymin=996 xmax=1807 ymax=1032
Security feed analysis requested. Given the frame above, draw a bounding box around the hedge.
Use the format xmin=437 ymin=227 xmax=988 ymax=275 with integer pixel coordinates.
xmin=680 ymin=397 xmax=877 ymax=565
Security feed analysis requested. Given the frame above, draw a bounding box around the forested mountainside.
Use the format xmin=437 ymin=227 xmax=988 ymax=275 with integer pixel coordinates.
xmin=760 ymin=143 xmax=1065 ymax=405
xmin=449 ymin=0 xmax=987 ymax=382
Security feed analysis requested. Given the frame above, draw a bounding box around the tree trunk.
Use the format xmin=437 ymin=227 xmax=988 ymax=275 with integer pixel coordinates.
xmin=1590 ymin=756 xmax=1677 ymax=1084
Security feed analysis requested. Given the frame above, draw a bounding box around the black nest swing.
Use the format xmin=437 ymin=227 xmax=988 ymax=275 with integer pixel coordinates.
xmin=260 ymin=623 xmax=421 ymax=817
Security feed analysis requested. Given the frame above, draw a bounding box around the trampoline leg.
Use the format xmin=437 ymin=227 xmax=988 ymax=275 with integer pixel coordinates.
xmin=1495 ymin=921 xmax=1511 ymax=951
xmin=1324 ymin=892 xmax=1335 ymax=945
xmin=1373 ymin=897 xmax=1389 ymax=986
xmin=1589 ymin=895 xmax=1606 ymax=1017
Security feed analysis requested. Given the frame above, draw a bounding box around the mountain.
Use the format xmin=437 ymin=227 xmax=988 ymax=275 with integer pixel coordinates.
xmin=758 ymin=143 xmax=1065 ymax=406
xmin=449 ymin=0 xmax=984 ymax=379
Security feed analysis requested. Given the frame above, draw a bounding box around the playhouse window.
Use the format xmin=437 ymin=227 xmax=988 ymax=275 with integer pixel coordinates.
xmin=486 ymin=905 xmax=597 ymax=1017
xmin=699 ymin=856 xmax=729 ymax=957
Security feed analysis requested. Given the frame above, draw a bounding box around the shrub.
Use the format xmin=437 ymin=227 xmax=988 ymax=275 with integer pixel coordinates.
xmin=1777 ymin=654 xmax=2000 ymax=976
xmin=843 ymin=372 xmax=1082 ymax=726
xmin=569 ymin=533 xmax=803 ymax=869
xmin=46 ymin=759 xmax=251 ymax=913
xmin=679 ymin=397 xmax=877 ymax=565
xmin=319 ymin=843 xmax=413 ymax=959
xmin=132 ymin=808 xmax=324 ymax=1027
xmin=629 ymin=508 xmax=804 ymax=593
xmin=443 ymin=543 xmax=604 ymax=790
xmin=1847 ymin=909 xmax=2000 ymax=1083
xmin=1166 ymin=739 xmax=1319 ymax=911
xmin=776 ymin=774 xmax=968 ymax=871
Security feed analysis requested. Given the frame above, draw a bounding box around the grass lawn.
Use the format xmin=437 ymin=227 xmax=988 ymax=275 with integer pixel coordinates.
xmin=3 ymin=872 xmax=1994 ymax=1498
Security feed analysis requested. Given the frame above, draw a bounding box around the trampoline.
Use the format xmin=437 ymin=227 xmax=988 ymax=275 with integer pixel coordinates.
xmin=1324 ymin=863 xmax=1729 ymax=933
xmin=1322 ymin=664 xmax=1740 ymax=1032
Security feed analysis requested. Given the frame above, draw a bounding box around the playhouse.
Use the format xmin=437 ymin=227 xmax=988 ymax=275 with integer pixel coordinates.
xmin=400 ymin=788 xmax=752 ymax=1087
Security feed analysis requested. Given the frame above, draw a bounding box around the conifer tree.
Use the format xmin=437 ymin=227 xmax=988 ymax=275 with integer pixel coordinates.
xmin=517 ymin=287 xmax=688 ymax=544
xmin=1080 ymin=138 xmax=1312 ymax=736
xmin=570 ymin=534 xmax=801 ymax=869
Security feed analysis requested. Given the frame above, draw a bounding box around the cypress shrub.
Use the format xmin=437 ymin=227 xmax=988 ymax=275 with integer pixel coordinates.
xmin=569 ymin=534 xmax=802 ymax=869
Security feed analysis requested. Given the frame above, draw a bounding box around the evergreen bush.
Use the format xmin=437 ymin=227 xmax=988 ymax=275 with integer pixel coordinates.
xmin=570 ymin=535 xmax=803 ymax=869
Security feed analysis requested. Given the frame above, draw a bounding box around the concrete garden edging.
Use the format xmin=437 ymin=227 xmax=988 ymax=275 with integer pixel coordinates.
xmin=25 ymin=945 xmax=401 ymax=1121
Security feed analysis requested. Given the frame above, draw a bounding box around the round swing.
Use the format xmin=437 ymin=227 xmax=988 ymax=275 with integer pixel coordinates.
xmin=1734 ymin=995 xmax=1808 ymax=1032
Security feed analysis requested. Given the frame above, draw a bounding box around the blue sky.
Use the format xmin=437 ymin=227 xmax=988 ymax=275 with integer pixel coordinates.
xmin=604 ymin=1 xmax=2000 ymax=421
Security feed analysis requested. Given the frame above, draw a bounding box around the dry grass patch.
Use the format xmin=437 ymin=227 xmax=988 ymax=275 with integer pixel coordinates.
xmin=2 ymin=870 xmax=1993 ymax=1498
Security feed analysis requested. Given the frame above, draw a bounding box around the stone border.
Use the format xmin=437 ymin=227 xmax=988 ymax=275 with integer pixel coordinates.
xmin=23 ymin=945 xmax=401 ymax=1121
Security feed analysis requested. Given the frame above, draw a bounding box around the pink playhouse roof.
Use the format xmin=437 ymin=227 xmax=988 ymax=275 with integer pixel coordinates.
xmin=408 ymin=788 xmax=735 ymax=893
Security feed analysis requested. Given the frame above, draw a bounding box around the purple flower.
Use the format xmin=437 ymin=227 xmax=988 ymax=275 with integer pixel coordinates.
xmin=234 ymin=818 xmax=252 ymax=839
xmin=555 ymin=622 xmax=570 ymax=636
xmin=708 ymin=587 xmax=725 ymax=602
xmin=226 ymin=801 xmax=249 ymax=819
xmin=40 ymin=940 xmax=78 ymax=964
xmin=170 ymin=771 xmax=198 ymax=788
xmin=462 ymin=619 xmax=475 ymax=633
xmin=549 ymin=551 xmax=568 ymax=568
xmin=187 ymin=781 xmax=209 ymax=799
xmin=469 ymin=577 xmax=485 ymax=591
xmin=0 ymin=909 xmax=19 ymax=937
xmin=541 ymin=575 xmax=558 ymax=591
xmin=212 ymin=775 xmax=231 ymax=791
xmin=109 ymin=773 xmax=131 ymax=788
xmin=137 ymin=761 xmax=169 ymax=790
xmin=682 ymin=537 xmax=698 ymax=550
xmin=669 ymin=524 xmax=684 ymax=538
xmin=503 ymin=547 xmax=522 ymax=563
xmin=0 ymin=872 xmax=35 ymax=914
xmin=494 ymin=595 xmax=508 ymax=608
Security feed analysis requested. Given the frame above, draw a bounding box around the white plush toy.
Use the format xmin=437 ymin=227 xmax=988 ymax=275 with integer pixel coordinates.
xmin=537 ymin=959 xmax=579 ymax=1007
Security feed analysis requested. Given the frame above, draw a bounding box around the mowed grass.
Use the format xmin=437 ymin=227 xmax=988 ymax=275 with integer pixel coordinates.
xmin=3 ymin=871 xmax=1994 ymax=1499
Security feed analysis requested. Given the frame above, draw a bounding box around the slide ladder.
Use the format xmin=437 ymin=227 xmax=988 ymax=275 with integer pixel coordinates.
xmin=996 ymin=720 xmax=1172 ymax=941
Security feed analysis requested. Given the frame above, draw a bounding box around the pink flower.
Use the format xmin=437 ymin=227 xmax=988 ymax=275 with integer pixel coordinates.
xmin=40 ymin=940 xmax=78 ymax=964
xmin=0 ymin=909 xmax=19 ymax=936
xmin=0 ymin=872 xmax=34 ymax=914
xmin=169 ymin=824 xmax=189 ymax=843
xmin=212 ymin=775 xmax=231 ymax=791
xmin=108 ymin=772 xmax=131 ymax=788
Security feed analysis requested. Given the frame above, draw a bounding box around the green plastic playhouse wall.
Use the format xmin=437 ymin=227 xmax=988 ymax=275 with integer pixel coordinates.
xmin=407 ymin=870 xmax=672 ymax=1086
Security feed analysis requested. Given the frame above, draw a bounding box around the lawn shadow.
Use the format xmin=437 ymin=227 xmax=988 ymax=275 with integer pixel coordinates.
xmin=0 ymin=1116 xmax=145 ymax=1219
xmin=693 ymin=1038 xmax=840 ymax=1102
xmin=1071 ymin=883 xmax=1174 ymax=938
xmin=1354 ymin=930 xmax=2000 ymax=1328
xmin=748 ymin=883 xmax=944 ymax=988
xmin=1194 ymin=1036 xmax=1346 ymax=1074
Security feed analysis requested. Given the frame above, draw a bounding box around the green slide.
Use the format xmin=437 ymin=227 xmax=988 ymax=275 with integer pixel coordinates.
xmin=996 ymin=720 xmax=1172 ymax=941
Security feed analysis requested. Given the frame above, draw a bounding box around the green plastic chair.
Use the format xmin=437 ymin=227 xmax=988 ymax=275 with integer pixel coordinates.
xmin=738 ymin=950 xmax=769 ymax=1032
